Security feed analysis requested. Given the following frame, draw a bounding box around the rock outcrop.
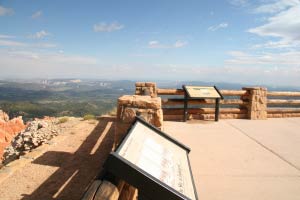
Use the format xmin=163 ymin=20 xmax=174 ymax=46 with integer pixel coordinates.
xmin=0 ymin=110 xmax=26 ymax=161
xmin=3 ymin=118 xmax=60 ymax=164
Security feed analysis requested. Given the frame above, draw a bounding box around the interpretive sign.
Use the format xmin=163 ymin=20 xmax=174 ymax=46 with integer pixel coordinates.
xmin=184 ymin=86 xmax=221 ymax=99
xmin=104 ymin=117 xmax=198 ymax=200
xmin=182 ymin=85 xmax=223 ymax=122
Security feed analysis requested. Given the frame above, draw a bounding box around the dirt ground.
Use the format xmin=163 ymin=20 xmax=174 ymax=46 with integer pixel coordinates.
xmin=0 ymin=117 xmax=115 ymax=200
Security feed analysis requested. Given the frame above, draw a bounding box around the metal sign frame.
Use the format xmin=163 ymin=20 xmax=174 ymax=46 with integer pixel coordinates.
xmin=104 ymin=117 xmax=199 ymax=200
xmin=182 ymin=85 xmax=224 ymax=122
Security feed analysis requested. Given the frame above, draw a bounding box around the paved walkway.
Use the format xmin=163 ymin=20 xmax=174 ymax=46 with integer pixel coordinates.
xmin=164 ymin=118 xmax=300 ymax=200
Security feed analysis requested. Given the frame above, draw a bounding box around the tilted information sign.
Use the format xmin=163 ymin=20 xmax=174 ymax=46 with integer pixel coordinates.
xmin=184 ymin=86 xmax=221 ymax=99
xmin=104 ymin=117 xmax=198 ymax=200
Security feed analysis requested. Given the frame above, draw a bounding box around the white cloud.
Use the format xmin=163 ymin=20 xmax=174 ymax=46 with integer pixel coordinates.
xmin=0 ymin=34 xmax=15 ymax=39
xmin=148 ymin=40 xmax=188 ymax=49
xmin=149 ymin=40 xmax=159 ymax=46
xmin=34 ymin=43 xmax=57 ymax=48
xmin=254 ymin=0 xmax=299 ymax=14
xmin=0 ymin=38 xmax=56 ymax=48
xmin=224 ymin=50 xmax=300 ymax=86
xmin=31 ymin=10 xmax=42 ymax=19
xmin=229 ymin=0 xmax=249 ymax=7
xmin=30 ymin=30 xmax=50 ymax=39
xmin=0 ymin=49 xmax=101 ymax=79
xmin=227 ymin=51 xmax=249 ymax=57
xmin=251 ymin=40 xmax=300 ymax=49
xmin=174 ymin=40 xmax=188 ymax=48
xmin=8 ymin=51 xmax=40 ymax=60
xmin=0 ymin=39 xmax=26 ymax=47
xmin=0 ymin=48 xmax=299 ymax=86
xmin=226 ymin=50 xmax=300 ymax=66
xmin=0 ymin=5 xmax=14 ymax=16
xmin=2 ymin=49 xmax=97 ymax=65
xmin=93 ymin=22 xmax=124 ymax=32
xmin=248 ymin=1 xmax=300 ymax=48
xmin=208 ymin=23 xmax=229 ymax=31
xmin=130 ymin=53 xmax=159 ymax=57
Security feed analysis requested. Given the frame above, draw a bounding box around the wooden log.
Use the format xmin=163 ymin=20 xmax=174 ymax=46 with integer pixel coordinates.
xmin=220 ymin=90 xmax=247 ymax=96
xmin=157 ymin=88 xmax=184 ymax=95
xmin=267 ymin=108 xmax=300 ymax=113
xmin=221 ymin=99 xmax=247 ymax=105
xmin=267 ymin=113 xmax=300 ymax=118
xmin=162 ymin=98 xmax=246 ymax=106
xmin=94 ymin=180 xmax=120 ymax=200
xmin=162 ymin=99 xmax=204 ymax=106
xmin=163 ymin=108 xmax=247 ymax=115
xmin=267 ymin=91 xmax=300 ymax=97
xmin=201 ymin=113 xmax=247 ymax=120
xmin=163 ymin=114 xmax=183 ymax=121
xmin=157 ymin=88 xmax=247 ymax=96
xmin=118 ymin=183 xmax=137 ymax=200
xmin=81 ymin=180 xmax=102 ymax=200
xmin=267 ymin=99 xmax=300 ymax=105
xmin=163 ymin=113 xmax=247 ymax=121
xmin=116 ymin=180 xmax=125 ymax=195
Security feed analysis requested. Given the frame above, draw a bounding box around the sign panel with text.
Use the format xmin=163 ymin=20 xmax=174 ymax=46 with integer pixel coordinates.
xmin=184 ymin=86 xmax=221 ymax=98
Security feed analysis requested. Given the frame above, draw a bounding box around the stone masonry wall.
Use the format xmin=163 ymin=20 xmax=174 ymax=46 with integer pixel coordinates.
xmin=135 ymin=82 xmax=157 ymax=97
xmin=115 ymin=95 xmax=163 ymax=148
xmin=242 ymin=87 xmax=267 ymax=120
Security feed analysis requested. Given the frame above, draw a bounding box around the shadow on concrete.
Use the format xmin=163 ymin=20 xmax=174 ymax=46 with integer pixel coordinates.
xmin=21 ymin=118 xmax=115 ymax=200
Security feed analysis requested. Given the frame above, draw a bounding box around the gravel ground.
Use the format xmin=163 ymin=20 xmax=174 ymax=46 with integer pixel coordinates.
xmin=0 ymin=117 xmax=115 ymax=200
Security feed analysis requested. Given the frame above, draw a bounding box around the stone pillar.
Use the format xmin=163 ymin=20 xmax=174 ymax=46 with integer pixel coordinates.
xmin=115 ymin=95 xmax=163 ymax=147
xmin=135 ymin=82 xmax=157 ymax=97
xmin=242 ymin=87 xmax=267 ymax=120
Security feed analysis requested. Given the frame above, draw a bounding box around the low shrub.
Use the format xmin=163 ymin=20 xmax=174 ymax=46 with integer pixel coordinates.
xmin=58 ymin=117 xmax=69 ymax=124
xmin=83 ymin=114 xmax=96 ymax=120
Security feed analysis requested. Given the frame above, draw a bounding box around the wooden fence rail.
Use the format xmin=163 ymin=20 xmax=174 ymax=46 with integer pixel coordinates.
xmin=267 ymin=99 xmax=300 ymax=105
xmin=267 ymin=91 xmax=300 ymax=118
xmin=162 ymin=99 xmax=246 ymax=106
xmin=157 ymin=87 xmax=249 ymax=120
xmin=135 ymin=83 xmax=300 ymax=120
xmin=267 ymin=91 xmax=300 ymax=97
xmin=155 ymin=86 xmax=300 ymax=120
xmin=163 ymin=108 xmax=247 ymax=115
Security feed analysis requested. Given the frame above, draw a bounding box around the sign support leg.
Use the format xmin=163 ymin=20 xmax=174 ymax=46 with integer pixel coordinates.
xmin=138 ymin=192 xmax=152 ymax=200
xmin=184 ymin=94 xmax=188 ymax=122
xmin=215 ymin=98 xmax=220 ymax=121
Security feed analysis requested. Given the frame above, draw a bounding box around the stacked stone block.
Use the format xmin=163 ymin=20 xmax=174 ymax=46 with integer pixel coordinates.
xmin=135 ymin=82 xmax=157 ymax=97
xmin=242 ymin=87 xmax=267 ymax=120
xmin=115 ymin=95 xmax=163 ymax=147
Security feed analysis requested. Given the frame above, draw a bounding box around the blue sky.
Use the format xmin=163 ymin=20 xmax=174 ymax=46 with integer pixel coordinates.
xmin=0 ymin=0 xmax=300 ymax=86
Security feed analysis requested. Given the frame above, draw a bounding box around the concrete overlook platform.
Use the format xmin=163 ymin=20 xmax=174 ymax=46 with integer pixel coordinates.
xmin=0 ymin=117 xmax=299 ymax=200
xmin=165 ymin=118 xmax=300 ymax=200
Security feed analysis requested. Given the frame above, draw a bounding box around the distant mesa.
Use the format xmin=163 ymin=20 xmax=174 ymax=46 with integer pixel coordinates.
xmin=70 ymin=79 xmax=82 ymax=83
